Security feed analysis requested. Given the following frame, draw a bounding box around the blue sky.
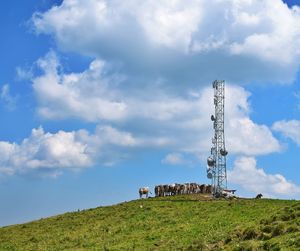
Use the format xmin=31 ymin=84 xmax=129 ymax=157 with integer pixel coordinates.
xmin=0 ymin=0 xmax=300 ymax=226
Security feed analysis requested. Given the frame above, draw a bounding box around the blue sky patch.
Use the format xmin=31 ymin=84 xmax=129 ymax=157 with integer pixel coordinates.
xmin=0 ymin=0 xmax=300 ymax=226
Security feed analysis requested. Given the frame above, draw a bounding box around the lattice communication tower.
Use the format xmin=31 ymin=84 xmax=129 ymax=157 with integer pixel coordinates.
xmin=207 ymin=80 xmax=228 ymax=196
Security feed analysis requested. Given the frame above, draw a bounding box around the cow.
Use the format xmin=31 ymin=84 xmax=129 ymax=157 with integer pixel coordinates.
xmin=190 ymin=183 xmax=200 ymax=194
xmin=155 ymin=185 xmax=164 ymax=197
xmin=256 ymin=193 xmax=263 ymax=199
xmin=139 ymin=187 xmax=151 ymax=199
xmin=175 ymin=183 xmax=181 ymax=195
xmin=163 ymin=184 xmax=170 ymax=196
xmin=205 ymin=185 xmax=212 ymax=194
xmin=200 ymin=184 xmax=206 ymax=194
xmin=184 ymin=183 xmax=191 ymax=194
xmin=180 ymin=184 xmax=185 ymax=194
xmin=154 ymin=185 xmax=159 ymax=197
xmin=221 ymin=190 xmax=235 ymax=199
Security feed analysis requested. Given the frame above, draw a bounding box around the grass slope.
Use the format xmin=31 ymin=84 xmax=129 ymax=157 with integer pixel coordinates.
xmin=0 ymin=194 xmax=299 ymax=250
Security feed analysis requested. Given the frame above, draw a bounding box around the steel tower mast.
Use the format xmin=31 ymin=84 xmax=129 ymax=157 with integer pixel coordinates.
xmin=207 ymin=80 xmax=228 ymax=196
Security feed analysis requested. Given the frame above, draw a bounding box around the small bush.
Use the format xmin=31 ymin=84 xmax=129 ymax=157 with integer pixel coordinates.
xmin=271 ymin=215 xmax=277 ymax=222
xmin=0 ymin=243 xmax=16 ymax=251
xmin=224 ymin=237 xmax=232 ymax=244
xmin=271 ymin=223 xmax=285 ymax=237
xmin=262 ymin=242 xmax=281 ymax=251
xmin=242 ymin=227 xmax=259 ymax=240
xmin=280 ymin=214 xmax=290 ymax=221
xmin=28 ymin=236 xmax=38 ymax=243
xmin=294 ymin=238 xmax=300 ymax=248
xmin=233 ymin=241 xmax=259 ymax=251
xmin=286 ymin=225 xmax=299 ymax=233
xmin=260 ymin=219 xmax=267 ymax=225
xmin=261 ymin=225 xmax=272 ymax=233
xmin=186 ymin=240 xmax=206 ymax=251
xmin=287 ymin=237 xmax=300 ymax=248
xmin=280 ymin=213 xmax=296 ymax=221
xmin=234 ymin=228 xmax=243 ymax=238
xmin=258 ymin=232 xmax=271 ymax=241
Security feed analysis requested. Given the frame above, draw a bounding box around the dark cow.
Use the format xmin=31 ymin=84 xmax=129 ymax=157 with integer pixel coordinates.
xmin=200 ymin=184 xmax=206 ymax=194
xmin=256 ymin=193 xmax=263 ymax=199
xmin=154 ymin=185 xmax=159 ymax=197
xmin=163 ymin=184 xmax=170 ymax=196
xmin=205 ymin=185 xmax=212 ymax=194
xmin=155 ymin=185 xmax=164 ymax=197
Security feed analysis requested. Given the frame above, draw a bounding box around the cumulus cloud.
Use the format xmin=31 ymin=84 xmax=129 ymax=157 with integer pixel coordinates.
xmin=0 ymin=127 xmax=90 ymax=176
xmin=32 ymin=0 xmax=300 ymax=84
xmin=227 ymin=118 xmax=281 ymax=156
xmin=229 ymin=156 xmax=300 ymax=198
xmin=0 ymin=125 xmax=141 ymax=177
xmin=272 ymin=120 xmax=300 ymax=146
xmin=14 ymin=0 xmax=291 ymax=180
xmin=33 ymin=51 xmax=127 ymax=121
xmin=30 ymin=52 xmax=281 ymax=162
xmin=224 ymin=86 xmax=281 ymax=156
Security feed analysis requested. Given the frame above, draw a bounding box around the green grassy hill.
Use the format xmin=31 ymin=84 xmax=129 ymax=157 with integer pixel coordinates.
xmin=0 ymin=194 xmax=299 ymax=250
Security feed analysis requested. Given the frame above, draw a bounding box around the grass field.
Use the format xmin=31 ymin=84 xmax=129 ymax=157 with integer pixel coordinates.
xmin=0 ymin=194 xmax=299 ymax=250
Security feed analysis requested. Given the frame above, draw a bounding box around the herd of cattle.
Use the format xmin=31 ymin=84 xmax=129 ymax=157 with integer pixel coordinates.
xmin=155 ymin=183 xmax=212 ymax=197
xmin=139 ymin=183 xmax=212 ymax=198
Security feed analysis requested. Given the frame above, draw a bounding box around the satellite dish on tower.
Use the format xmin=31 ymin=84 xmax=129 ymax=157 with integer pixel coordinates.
xmin=206 ymin=165 xmax=213 ymax=179
xmin=207 ymin=156 xmax=215 ymax=167
xmin=220 ymin=149 xmax=228 ymax=156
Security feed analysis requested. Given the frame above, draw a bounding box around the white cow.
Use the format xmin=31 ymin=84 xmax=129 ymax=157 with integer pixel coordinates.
xmin=139 ymin=187 xmax=151 ymax=199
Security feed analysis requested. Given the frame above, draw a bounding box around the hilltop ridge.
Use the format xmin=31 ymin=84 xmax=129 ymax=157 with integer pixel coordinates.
xmin=0 ymin=194 xmax=299 ymax=250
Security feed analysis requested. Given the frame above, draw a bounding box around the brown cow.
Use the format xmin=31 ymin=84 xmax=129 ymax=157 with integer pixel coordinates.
xmin=155 ymin=185 xmax=164 ymax=197
xmin=154 ymin=185 xmax=159 ymax=197
xmin=205 ymin=185 xmax=212 ymax=194
xmin=200 ymin=184 xmax=206 ymax=193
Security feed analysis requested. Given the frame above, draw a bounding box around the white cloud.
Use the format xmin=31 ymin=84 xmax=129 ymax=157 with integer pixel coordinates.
xmin=95 ymin=126 xmax=137 ymax=147
xmin=229 ymin=156 xmax=300 ymax=198
xmin=272 ymin=120 xmax=300 ymax=146
xmin=0 ymin=125 xmax=141 ymax=177
xmin=31 ymin=52 xmax=281 ymax=160
xmin=0 ymin=127 xmax=91 ymax=176
xmin=1 ymin=60 xmax=281 ymax=176
xmin=16 ymin=67 xmax=33 ymax=81
xmin=0 ymin=84 xmax=17 ymax=110
xmin=224 ymin=85 xmax=281 ymax=156
xmin=32 ymin=0 xmax=300 ymax=84
xmin=33 ymin=51 xmax=127 ymax=122
xmin=136 ymin=1 xmax=202 ymax=51
xmin=227 ymin=118 xmax=281 ymax=156
xmin=25 ymin=0 xmax=293 ymax=177
xmin=162 ymin=153 xmax=186 ymax=165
